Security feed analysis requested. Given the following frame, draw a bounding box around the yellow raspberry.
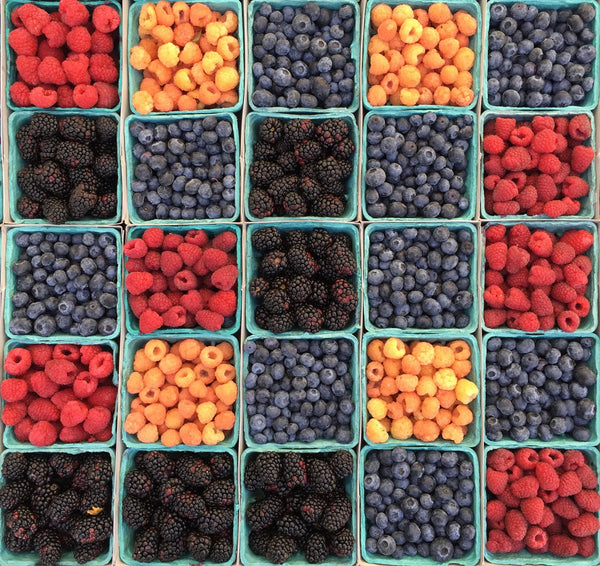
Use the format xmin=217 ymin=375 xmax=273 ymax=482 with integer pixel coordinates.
xmin=130 ymin=45 xmax=152 ymax=70
xmin=158 ymin=42 xmax=180 ymax=68
xmin=366 ymin=418 xmax=389 ymax=443
xmin=215 ymin=67 xmax=239 ymax=91
xmin=132 ymin=90 xmax=154 ymax=114
xmin=367 ymin=398 xmax=388 ymax=420
xmin=455 ymin=378 xmax=479 ymax=404
xmin=173 ymin=68 xmax=196 ymax=91
xmin=202 ymin=51 xmax=223 ymax=74
xmin=433 ymin=368 xmax=457 ymax=391
xmin=205 ymin=21 xmax=228 ymax=45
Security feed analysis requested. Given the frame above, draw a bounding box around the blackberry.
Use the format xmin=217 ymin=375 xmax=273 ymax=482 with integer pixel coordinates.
xmin=139 ymin=451 xmax=172 ymax=483
xmin=187 ymin=532 xmax=212 ymax=562
xmin=254 ymin=140 xmax=278 ymax=161
xmin=254 ymin=306 xmax=270 ymax=329
xmin=266 ymin=534 xmax=297 ymax=563
xmin=132 ymin=527 xmax=159 ymax=563
xmin=259 ymin=117 xmax=284 ymax=144
xmin=6 ymin=505 xmax=38 ymax=540
xmin=263 ymin=289 xmax=290 ymax=315
xmin=69 ymin=168 xmax=101 ymax=191
xmin=246 ymin=495 xmax=284 ymax=531
xmin=252 ymin=227 xmax=283 ymax=253
xmin=17 ymin=196 xmax=41 ymax=219
xmin=39 ymin=137 xmax=60 ymax=161
xmin=323 ymin=303 xmax=351 ymax=330
xmin=34 ymin=528 xmax=62 ymax=565
xmin=124 ymin=470 xmax=153 ymax=499
xmin=158 ymin=539 xmax=186 ymax=562
xmin=122 ymin=495 xmax=152 ymax=529
xmin=287 ymin=247 xmax=317 ymax=277
xmin=316 ymin=119 xmax=349 ymax=147
xmin=307 ymin=459 xmax=337 ymax=494
xmin=277 ymin=151 xmax=298 ymax=172
xmin=267 ymin=312 xmax=295 ymax=333
xmin=48 ymin=490 xmax=80 ymax=524
xmin=286 ymin=275 xmax=312 ymax=303
xmin=27 ymin=457 xmax=51 ymax=486
xmin=331 ymin=279 xmax=358 ymax=312
xmin=49 ymin=454 xmax=79 ymax=479
xmin=249 ymin=188 xmax=275 ymax=219
xmin=295 ymin=140 xmax=323 ymax=165
xmin=89 ymin=193 xmax=117 ymax=218
xmin=315 ymin=156 xmax=344 ymax=186
xmin=326 ymin=242 xmax=357 ymax=277
xmin=175 ymin=455 xmax=212 ymax=488
xmin=277 ymin=513 xmax=308 ymax=538
xmin=250 ymin=453 xmax=281 ymax=489
xmin=305 ymin=532 xmax=329 ymax=564
xmin=294 ymin=304 xmax=323 ymax=333
xmin=300 ymin=177 xmax=324 ymax=201
xmin=268 ymin=176 xmax=300 ymax=205
xmin=209 ymin=453 xmax=233 ymax=479
xmin=249 ymin=161 xmax=284 ymax=186
xmin=328 ymin=451 xmax=353 ymax=479
xmin=284 ymin=119 xmax=315 ymax=144
xmin=30 ymin=483 xmax=60 ymax=514
xmin=73 ymin=541 xmax=107 ymax=564
xmin=329 ymin=528 xmax=354 ymax=557
xmin=41 ymin=197 xmax=69 ymax=223
xmin=69 ymin=184 xmax=98 ymax=219
xmin=18 ymin=166 xmax=46 ymax=202
xmin=59 ymin=116 xmax=96 ymax=143
xmin=261 ymin=250 xmax=288 ymax=278
xmin=16 ymin=124 xmax=39 ymax=162
xmin=332 ymin=138 xmax=356 ymax=160
xmin=250 ymin=277 xmax=270 ymax=298
xmin=249 ymin=530 xmax=271 ymax=556
xmin=69 ymin=514 xmax=112 ymax=544
xmin=270 ymin=276 xmax=289 ymax=292
xmin=284 ymin=229 xmax=307 ymax=249
xmin=308 ymin=228 xmax=333 ymax=257
xmin=209 ymin=537 xmax=233 ymax=563
xmin=34 ymin=161 xmax=68 ymax=197
xmin=94 ymin=116 xmax=118 ymax=143
xmin=332 ymin=232 xmax=353 ymax=248
xmin=159 ymin=511 xmax=187 ymax=542
xmin=309 ymin=280 xmax=329 ymax=308
xmin=0 ymin=481 xmax=30 ymax=510
xmin=55 ymin=142 xmax=94 ymax=168
xmin=29 ymin=113 xmax=59 ymax=138
xmin=336 ymin=159 xmax=353 ymax=180
xmin=282 ymin=191 xmax=307 ymax=216
xmin=93 ymin=153 xmax=118 ymax=179
xmin=80 ymin=483 xmax=110 ymax=515
xmin=4 ymin=530 xmax=33 ymax=552
xmin=194 ymin=506 xmax=234 ymax=535
xmin=83 ymin=454 xmax=112 ymax=484
xmin=282 ymin=453 xmax=307 ymax=490
xmin=321 ymin=496 xmax=352 ymax=532
xmin=2 ymin=453 xmax=27 ymax=481
xmin=158 ymin=477 xmax=185 ymax=506
xmin=328 ymin=179 xmax=347 ymax=196
xmin=170 ymin=491 xmax=206 ymax=519
xmin=311 ymin=194 xmax=345 ymax=217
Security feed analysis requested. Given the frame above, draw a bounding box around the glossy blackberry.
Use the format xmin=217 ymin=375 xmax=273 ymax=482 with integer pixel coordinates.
xmin=187 ymin=532 xmax=212 ymax=562
xmin=132 ymin=527 xmax=159 ymax=562
xmin=2 ymin=453 xmax=27 ymax=481
xmin=281 ymin=191 xmax=307 ymax=216
xmin=175 ymin=455 xmax=212 ymax=488
xmin=209 ymin=453 xmax=233 ymax=479
xmin=277 ymin=151 xmax=298 ymax=172
xmin=255 ymin=453 xmax=282 ymax=488
xmin=329 ymin=528 xmax=354 ymax=557
xmin=326 ymin=242 xmax=357 ymax=277
xmin=159 ymin=511 xmax=187 ymax=542
xmin=315 ymin=156 xmax=344 ymax=186
xmin=34 ymin=161 xmax=68 ymax=197
xmin=39 ymin=137 xmax=60 ymax=162
xmin=261 ymin=251 xmax=288 ymax=278
xmin=281 ymin=453 xmax=307 ymax=490
xmin=89 ymin=193 xmax=117 ymax=218
xmin=0 ymin=480 xmax=30 ymax=510
xmin=209 ymin=537 xmax=233 ymax=563
xmin=93 ymin=153 xmax=118 ymax=179
xmin=158 ymin=478 xmax=185 ymax=506
xmin=251 ymin=227 xmax=283 ymax=253
xmin=94 ymin=116 xmax=118 ymax=143
xmin=250 ymin=161 xmax=284 ymax=186
xmin=308 ymin=228 xmax=333 ymax=257
xmin=4 ymin=529 xmax=33 ymax=552
xmin=309 ymin=280 xmax=329 ymax=308
xmin=267 ymin=312 xmax=295 ymax=333
xmin=328 ymin=179 xmax=347 ymax=197
xmin=254 ymin=306 xmax=270 ymax=329
xmin=69 ymin=184 xmax=98 ymax=219
xmin=249 ymin=188 xmax=275 ymax=219
xmin=281 ymin=230 xmax=305 ymax=249
xmin=48 ymin=490 xmax=80 ymax=524
xmin=16 ymin=124 xmax=39 ymax=162
xmin=321 ymin=496 xmax=352 ymax=532
xmin=6 ymin=505 xmax=38 ymax=540
xmin=69 ymin=514 xmax=112 ymax=544
xmin=29 ymin=113 xmax=59 ymax=138
xmin=328 ymin=451 xmax=353 ymax=479
xmin=139 ymin=451 xmax=172 ymax=483
xmin=294 ymin=304 xmax=323 ymax=333
xmin=30 ymin=483 xmax=60 ymax=514
xmin=250 ymin=277 xmax=270 ymax=298
xmin=286 ymin=275 xmax=312 ymax=303
xmin=266 ymin=534 xmax=298 ymax=563
xmin=246 ymin=495 xmax=284 ymax=531
xmin=287 ymin=247 xmax=317 ymax=277
xmin=311 ymin=194 xmax=345 ymax=217
xmin=55 ymin=142 xmax=94 ymax=168
xmin=268 ymin=176 xmax=300 ymax=205
xmin=332 ymin=138 xmax=356 ymax=160
xmin=15 ymin=196 xmax=39 ymax=219
xmin=171 ymin=491 xmax=206 ymax=520
xmin=158 ymin=538 xmax=186 ymax=562
xmin=17 ymin=166 xmax=45 ymax=202
xmin=299 ymin=493 xmax=325 ymax=524
xmin=122 ymin=495 xmax=152 ymax=530
xmin=194 ymin=506 xmax=234 ymax=535
xmin=40 ymin=195 xmax=67 ymax=223
xmin=27 ymin=457 xmax=51 ymax=486
xmin=34 ymin=528 xmax=62 ymax=565
xmin=254 ymin=140 xmax=278 ymax=161
xmin=69 ymin=168 xmax=101 ymax=191
xmin=307 ymin=459 xmax=337 ymax=494
xmin=330 ymin=279 xmax=358 ymax=312
xmin=249 ymin=530 xmax=272 ymax=556
xmin=83 ymin=454 xmax=112 ymax=484
xmin=300 ymin=177 xmax=324 ymax=201
xmin=73 ymin=541 xmax=107 ymax=564
xmin=277 ymin=513 xmax=308 ymax=538
xmin=270 ymin=276 xmax=289 ymax=292
xmin=80 ymin=483 xmax=110 ymax=515
xmin=259 ymin=117 xmax=284 ymax=144
xmin=316 ymin=119 xmax=349 ymax=146
xmin=58 ymin=116 xmax=96 ymax=143
xmin=124 ymin=470 xmax=153 ymax=499
xmin=284 ymin=119 xmax=315 ymax=145
xmin=305 ymin=532 xmax=328 ymax=564
xmin=49 ymin=454 xmax=79 ymax=479
xmin=263 ymin=289 xmax=290 ymax=315
xmin=295 ymin=140 xmax=323 ymax=165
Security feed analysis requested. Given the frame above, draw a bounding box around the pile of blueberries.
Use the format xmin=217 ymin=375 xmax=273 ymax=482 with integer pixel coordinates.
xmin=485 ymin=336 xmax=597 ymax=443
xmin=367 ymin=226 xmax=474 ymax=330
xmin=9 ymin=230 xmax=119 ymax=337
xmin=244 ymin=338 xmax=355 ymax=445
xmin=364 ymin=113 xmax=473 ymax=220
xmin=129 ymin=117 xmax=237 ymax=221
xmin=363 ymin=448 xmax=477 ymax=563
xmin=487 ymin=2 xmax=597 ymax=107
xmin=251 ymin=2 xmax=356 ymax=109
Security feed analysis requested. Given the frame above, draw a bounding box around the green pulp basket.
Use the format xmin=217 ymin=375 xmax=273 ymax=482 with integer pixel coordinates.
xmin=480 ymin=110 xmax=597 ymax=219
xmin=4 ymin=226 xmax=122 ymax=341
xmin=480 ymin=220 xmax=599 ymax=334
xmin=364 ymin=222 xmax=478 ymax=334
xmin=124 ymin=224 xmax=242 ymax=336
xmin=361 ymin=332 xmax=481 ymax=448
xmin=362 ymin=108 xmax=478 ymax=221
xmin=121 ymin=333 xmax=240 ymax=450
xmin=128 ymin=0 xmax=244 ymax=115
xmin=244 ymin=111 xmax=359 ymax=222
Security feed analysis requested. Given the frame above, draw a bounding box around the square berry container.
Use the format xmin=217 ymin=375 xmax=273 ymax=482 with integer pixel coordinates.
xmin=120 ymin=333 xmax=240 ymax=450
xmin=483 ymin=445 xmax=600 ymax=566
xmin=3 ymin=225 xmax=123 ymax=341
xmin=359 ymin=445 xmax=481 ymax=566
xmin=363 ymin=222 xmax=478 ymax=334
xmin=480 ymin=110 xmax=597 ymax=219
xmin=5 ymin=0 xmax=122 ymax=113
xmin=483 ymin=0 xmax=600 ymax=113
xmin=480 ymin=220 xmax=599 ymax=334
xmin=248 ymin=0 xmax=361 ymax=114
xmin=244 ymin=111 xmax=359 ymax=222
xmin=361 ymin=332 xmax=481 ymax=448
xmin=482 ymin=332 xmax=600 ymax=448
xmin=119 ymin=447 xmax=239 ymax=566
xmin=127 ymin=0 xmax=244 ymax=115
xmin=362 ymin=108 xmax=478 ymax=222
xmin=240 ymin=447 xmax=357 ymax=566
xmin=362 ymin=0 xmax=482 ymax=112
xmin=0 ymin=447 xmax=115 ymax=566
xmin=245 ymin=222 xmax=362 ymax=338
xmin=2 ymin=338 xmax=119 ymax=450
xmin=124 ymin=112 xmax=240 ymax=224
xmin=124 ymin=223 xmax=242 ymax=336
xmin=8 ymin=110 xmax=123 ymax=224
xmin=242 ymin=334 xmax=360 ymax=450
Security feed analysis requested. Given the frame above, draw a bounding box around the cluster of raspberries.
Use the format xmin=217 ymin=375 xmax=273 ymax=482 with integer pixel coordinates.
xmin=484 ymin=224 xmax=594 ymax=332
xmin=8 ymin=0 xmax=120 ymax=109
xmin=486 ymin=448 xmax=600 ymax=558
xmin=483 ymin=115 xmax=595 ymax=217
xmin=125 ymin=228 xmax=238 ymax=334
xmin=1 ymin=344 xmax=117 ymax=447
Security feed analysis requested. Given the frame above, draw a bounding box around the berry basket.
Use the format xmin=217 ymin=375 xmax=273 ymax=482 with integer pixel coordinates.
xmin=363 ymin=222 xmax=479 ymax=334
xmin=127 ymin=0 xmax=244 ymax=115
xmin=124 ymin=112 xmax=240 ymax=224
xmin=2 ymin=338 xmax=119 ymax=450
xmin=5 ymin=0 xmax=122 ymax=112
xmin=240 ymin=447 xmax=358 ymax=566
xmin=3 ymin=225 xmax=123 ymax=341
xmin=0 ymin=447 xmax=115 ymax=566
xmin=362 ymin=108 xmax=478 ymax=222
xmin=359 ymin=444 xmax=481 ymax=566
xmin=481 ymin=332 xmax=600 ymax=448
xmin=120 ymin=333 xmax=240 ymax=450
xmin=480 ymin=220 xmax=599 ymax=334
xmin=483 ymin=0 xmax=600 ymax=113
xmin=362 ymin=0 xmax=482 ymax=112
xmin=483 ymin=445 xmax=600 ymax=566
xmin=119 ymin=447 xmax=239 ymax=566
xmin=480 ymin=110 xmax=597 ymax=219
xmin=124 ymin=223 xmax=242 ymax=336
xmin=361 ymin=332 xmax=481 ymax=448
xmin=244 ymin=111 xmax=359 ymax=222
xmin=247 ymin=0 xmax=361 ymax=113
xmin=242 ymin=334 xmax=360 ymax=450
xmin=8 ymin=110 xmax=123 ymax=225
xmin=245 ymin=221 xmax=362 ymax=338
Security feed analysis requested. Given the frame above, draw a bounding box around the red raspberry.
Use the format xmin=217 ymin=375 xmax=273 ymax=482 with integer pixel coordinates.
xmin=487 ymin=530 xmax=514 ymax=553
xmin=211 ymin=231 xmax=237 ymax=252
xmin=92 ymin=4 xmax=120 ymax=33
xmin=502 ymin=146 xmax=531 ymax=171
xmin=484 ymin=309 xmax=507 ymax=328
xmin=551 ymin=242 xmax=576 ymax=265
xmin=66 ymin=26 xmax=91 ymax=53
xmin=177 ymin=242 xmax=202 ymax=266
xmin=166 ymin=290 xmax=184 ymax=306
xmin=520 ymin=496 xmax=544 ymax=525
xmin=511 ymin=476 xmax=539 ymax=499
xmin=173 ymin=270 xmax=198 ymax=291
xmin=124 ymin=238 xmax=148 ymax=258
xmin=518 ymin=311 xmax=539 ymax=332
xmin=9 ymin=27 xmax=38 ymax=56
xmin=42 ymin=20 xmax=68 ymax=47
xmin=72 ymin=373 xmax=97 ymax=399
xmin=185 ymin=229 xmax=210 ymax=246
xmin=208 ymin=290 xmax=237 ymax=317
xmin=89 ymin=352 xmax=114 ymax=379
xmin=528 ymin=265 xmax=556 ymax=286
xmin=505 ymin=171 xmax=526 ymax=189
xmin=495 ymin=117 xmax=517 ymax=140
xmin=487 ymin=468 xmax=508 ymax=495
xmin=484 ymin=154 xmax=506 ymax=176
xmin=539 ymin=506 xmax=555 ymax=528
xmin=509 ymin=126 xmax=534 ymax=146
xmin=10 ymin=82 xmax=31 ymax=106
xmin=543 ymin=200 xmax=568 ymax=218
xmin=211 ymin=264 xmax=238 ymax=291
xmin=563 ymin=264 xmax=587 ymax=287
xmin=561 ymin=229 xmax=594 ymax=254
xmin=90 ymin=31 xmax=114 ymax=53
xmin=180 ymin=290 xmax=204 ymax=314
xmin=563 ymin=196 xmax=581 ymax=215
xmin=3 ymin=402 xmax=28 ymax=426
xmin=493 ymin=201 xmax=520 ymax=215
xmin=568 ymin=114 xmax=592 ymax=141
xmin=551 ymin=282 xmax=577 ymax=304
xmin=487 ymin=500 xmax=507 ymax=522
xmin=568 ymin=513 xmax=600 ymax=538
xmin=160 ymin=250 xmax=184 ymax=277
xmin=505 ymin=509 xmax=528 ymax=541
xmin=576 ymin=464 xmax=598 ymax=489
xmin=507 ymin=224 xmax=530 ymax=247
xmin=492 ymin=179 xmax=518 ymax=202
xmin=203 ymin=248 xmax=228 ymax=271
xmin=195 ymin=309 xmax=224 ymax=331
xmin=552 ymin=161 xmax=571 ymax=184
xmin=538 ymin=153 xmax=561 ymax=174
xmin=489 ymin=449 xmax=515 ymax=471
xmin=530 ymin=289 xmax=554 ymax=316
xmin=28 ymin=398 xmax=59 ymax=421
xmin=59 ymin=425 xmax=87 ymax=443
xmin=571 ymin=145 xmax=595 ymax=173
xmin=29 ymin=86 xmax=58 ymax=108
xmin=144 ymin=250 xmax=161 ymax=271
xmin=87 ymin=386 xmax=117 ymax=409
xmin=485 ymin=270 xmax=504 ymax=286
xmin=126 ymin=272 xmax=153 ymax=295
xmin=577 ymin=536 xmax=596 ymax=557
xmin=16 ymin=55 xmax=41 ymax=86
xmin=504 ymin=288 xmax=530 ymax=311
xmin=139 ymin=309 xmax=163 ymax=334
xmin=83 ymin=406 xmax=112 ymax=435
xmin=532 ymin=115 xmax=555 ymax=132
xmin=525 ymin=526 xmax=548 ymax=550
xmin=52 ymin=344 xmax=79 ymax=361
xmin=507 ymin=464 xmax=524 ymax=483
xmin=60 ymin=399 xmax=88 ymax=427
xmin=72 ymin=84 xmax=98 ymax=108
xmin=93 ymin=81 xmax=119 ymax=108
xmin=89 ymin=54 xmax=119 ymax=83
xmin=58 ymin=0 xmax=89 ymax=27
xmin=30 ymin=371 xmax=59 ymax=398
xmin=38 ymin=39 xmax=64 ymax=61
xmin=126 ymin=258 xmax=145 ymax=272
xmin=149 ymin=272 xmax=168 ymax=294
xmin=506 ymin=245 xmax=530 ymax=273
xmin=37 ymin=56 xmax=67 ymax=85
xmin=557 ymin=310 xmax=581 ymax=332
xmin=13 ymin=417 xmax=34 ymax=442
xmin=5 ymin=348 xmax=33 ymax=375
xmin=575 ymin=490 xmax=600 ymax=513
xmin=485 ymin=241 xmax=507 ymax=270
xmin=148 ymin=292 xmax=171 ymax=314
xmin=142 ymin=227 xmax=165 ymax=248
xmin=28 ymin=421 xmax=58 ymax=446
xmin=483 ymin=134 xmax=505 ymax=154
xmin=56 ymin=85 xmax=74 ymax=107
xmin=483 ymin=285 xmax=505 ymax=308
xmin=499 ymin=486 xmax=521 ymax=508
xmin=568 ymin=296 xmax=590 ymax=318
xmin=573 ymin=255 xmax=592 ymax=275
xmin=562 ymin=176 xmax=589 ymax=199
xmin=530 ymin=128 xmax=557 ymax=153
xmin=45 ymin=359 xmax=77 ymax=385
xmin=515 ymin=447 xmax=539 ymax=470
xmin=0 ymin=379 xmax=28 ymax=403
xmin=555 ymin=133 xmax=568 ymax=152
xmin=558 ymin=470 xmax=583 ymax=497
xmin=51 ymin=389 xmax=77 ymax=410
xmin=484 ymin=174 xmax=500 ymax=190
xmin=528 ymin=230 xmax=553 ymax=257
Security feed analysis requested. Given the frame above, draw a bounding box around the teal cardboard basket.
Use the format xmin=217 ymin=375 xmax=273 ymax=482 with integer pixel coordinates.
xmin=121 ymin=334 xmax=240 ymax=450
xmin=245 ymin=222 xmax=361 ymax=337
xmin=2 ymin=338 xmax=119 ymax=450
xmin=362 ymin=332 xmax=481 ymax=448
xmin=480 ymin=110 xmax=597 ymax=219
xmin=360 ymin=445 xmax=481 ymax=566
xmin=244 ymin=111 xmax=359 ymax=222
xmin=484 ymin=446 xmax=600 ymax=566
xmin=119 ymin=447 xmax=238 ymax=566
xmin=8 ymin=110 xmax=122 ymax=224
xmin=125 ymin=224 xmax=241 ymax=336
xmin=4 ymin=226 xmax=122 ymax=341
xmin=481 ymin=221 xmax=599 ymax=334
xmin=482 ymin=333 xmax=600 ymax=447
xmin=242 ymin=335 xmax=360 ymax=449
xmin=240 ymin=447 xmax=357 ymax=566
xmin=364 ymin=222 xmax=478 ymax=334
xmin=128 ymin=0 xmax=244 ymax=115
xmin=362 ymin=0 xmax=482 ymax=112
xmin=362 ymin=108 xmax=478 ymax=221
xmin=0 ymin=447 xmax=115 ymax=566
xmin=124 ymin=112 xmax=240 ymax=224
xmin=484 ymin=0 xmax=600 ymax=112
xmin=248 ymin=0 xmax=360 ymax=113
xmin=6 ymin=0 xmax=122 ymax=112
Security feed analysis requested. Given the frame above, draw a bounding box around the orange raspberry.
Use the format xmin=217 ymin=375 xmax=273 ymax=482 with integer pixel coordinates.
xmin=380 ymin=376 xmax=399 ymax=396
xmin=139 ymin=38 xmax=158 ymax=59
xmin=452 ymin=404 xmax=473 ymax=426
xmin=428 ymin=3 xmax=453 ymax=24
xmin=163 ymin=82 xmax=183 ymax=103
xmin=158 ymin=42 xmax=180 ymax=68
xmin=151 ymin=24 xmax=174 ymax=44
xmin=398 ymin=64 xmax=420 ymax=87
xmin=403 ymin=43 xmax=425 ymax=65
xmin=421 ymin=397 xmax=440 ymax=420
xmin=132 ymin=90 xmax=154 ymax=114
xmin=130 ymin=46 xmax=152 ymax=70
xmin=173 ymin=22 xmax=195 ymax=46
xmin=456 ymin=32 xmax=470 ymax=47
xmin=385 ymin=49 xmax=404 ymax=72
xmin=413 ymin=419 xmax=440 ymax=441
xmin=392 ymin=4 xmax=414 ymax=26
xmin=172 ymin=1 xmax=190 ymax=24
xmin=137 ymin=423 xmax=159 ymax=443
xmin=380 ymin=72 xmax=399 ymax=95
xmin=389 ymin=35 xmax=405 ymax=51
xmin=173 ymin=68 xmax=196 ymax=91
xmin=423 ymin=49 xmax=445 ymax=69
xmin=437 ymin=21 xmax=458 ymax=40
xmin=367 ymin=84 xmax=387 ymax=106
xmin=370 ymin=52 xmax=390 ymax=75
xmin=205 ymin=21 xmax=228 ymax=45
xmin=436 ymin=388 xmax=456 ymax=409
xmin=396 ymin=374 xmax=418 ymax=392
xmin=436 ymin=408 xmax=452 ymax=428
xmin=383 ymin=357 xmax=402 ymax=378
xmin=378 ymin=18 xmax=397 ymax=42
xmin=453 ymin=47 xmax=475 ymax=71
xmin=418 ymin=87 xmax=434 ymax=104
xmin=139 ymin=4 xmax=158 ymax=31
xmin=371 ymin=3 xmax=393 ymax=28
xmin=215 ymin=67 xmax=239 ymax=91
xmin=220 ymin=10 xmax=238 ymax=33
xmin=368 ymin=35 xmax=390 ymax=55
xmin=161 ymin=429 xmax=181 ymax=447
xmin=422 ymin=71 xmax=442 ymax=91
xmin=442 ymin=422 xmax=465 ymax=443
xmin=218 ymin=89 xmax=238 ymax=107
xmin=433 ymin=345 xmax=455 ymax=368
xmin=155 ymin=1 xmax=174 ymax=26
xmin=217 ymin=36 xmax=240 ymax=61
xmin=154 ymin=90 xmax=174 ymax=112
xmin=451 ymin=85 xmax=474 ymax=106
xmin=416 ymin=375 xmax=437 ymax=397
xmin=455 ymin=10 xmax=477 ymax=36
xmin=399 ymin=18 xmax=423 ymax=43
xmin=367 ymin=339 xmax=385 ymax=362
xmin=390 ymin=416 xmax=413 ymax=440
xmin=454 ymin=70 xmax=473 ymax=88
xmin=180 ymin=422 xmax=202 ymax=445
xmin=433 ymin=85 xmax=451 ymax=104
xmin=413 ymin=8 xmax=429 ymax=27
xmin=147 ymin=59 xmax=172 ymax=84
xmin=439 ymin=37 xmax=460 ymax=58
xmin=420 ymin=27 xmax=440 ymax=50
xmin=202 ymin=51 xmax=223 ymax=74
xmin=190 ymin=3 xmax=212 ymax=27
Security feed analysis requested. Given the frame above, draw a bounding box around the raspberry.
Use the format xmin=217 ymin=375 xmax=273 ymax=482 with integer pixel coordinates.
xmin=484 ymin=309 xmax=507 ymax=328
xmin=162 ymin=306 xmax=187 ymax=327
xmin=173 ymin=270 xmax=198 ymax=291
xmin=208 ymin=290 xmax=237 ymax=317
xmin=487 ymin=500 xmax=507 ymax=522
xmin=83 ymin=406 xmax=112 ymax=435
xmin=179 ymin=290 xmax=203 ymax=313
xmin=144 ymin=251 xmax=161 ymax=271
xmin=487 ymin=468 xmax=509 ymax=495
xmin=149 ymin=272 xmax=168 ymax=294
xmin=505 ymin=509 xmax=528 ymax=541
xmin=37 ymin=57 xmax=67 ymax=85
xmin=498 ymin=486 xmax=521 ymax=509
xmin=484 ymin=154 xmax=506 ymax=176
xmin=0 ymin=378 xmax=28 ymax=403
xmin=5 ymin=348 xmax=33 ymax=375
xmin=507 ymin=464 xmax=524 ymax=483
xmin=139 ymin=309 xmax=163 ymax=334
xmin=73 ymin=373 xmax=98 ymax=399
xmin=532 ymin=116 xmax=555 ymax=132
xmin=124 ymin=238 xmax=148 ymax=259
xmin=60 ymin=425 xmax=87 ymax=443
xmin=29 ymin=421 xmax=58 ymax=446
xmin=576 ymin=465 xmax=598 ymax=490
xmin=203 ymin=248 xmax=228 ymax=271
xmin=51 ymin=389 xmax=77 ymax=410
xmin=72 ymin=84 xmax=98 ymax=108
xmin=148 ymin=293 xmax=171 ymax=314
xmin=506 ymin=245 xmax=530 ymax=274
xmin=493 ymin=201 xmax=520 ymax=215
xmin=568 ymin=114 xmax=592 ymax=141
xmin=551 ymin=242 xmax=576 ymax=265
xmin=509 ymin=126 xmax=534 ymax=146
xmin=551 ymin=282 xmax=577 ymax=303
xmin=43 ymin=20 xmax=68 ymax=47
xmin=537 ymin=153 xmax=561 ymax=174
xmin=562 ymin=176 xmax=590 ymax=199
xmin=487 ymin=530 xmax=514 ymax=553
xmin=530 ymin=128 xmax=557 ymax=153
xmin=571 ymin=145 xmax=595 ymax=173
xmin=3 ymin=401 xmax=28 ymax=426
xmin=504 ymin=288 xmax=530 ymax=311
xmin=56 ymin=84 xmax=74 ymax=107
xmin=495 ymin=117 xmax=517 ymax=140
xmin=516 ymin=185 xmax=537 ymax=210
xmin=126 ymin=272 xmax=153 ymax=296
xmin=528 ymin=230 xmax=553 ymax=257
xmin=483 ymin=135 xmax=505 ymax=154
xmin=492 ymin=179 xmax=518 ymax=202
xmin=528 ymin=265 xmax=556 ymax=286
xmin=158 ymin=250 xmax=182 ymax=278
xmin=575 ymin=490 xmax=600 ymax=513
xmin=45 ymin=359 xmax=77 ymax=385
xmin=60 ymin=400 xmax=88 ymax=427
xmin=549 ymin=534 xmax=579 ymax=557
xmin=577 ymin=536 xmax=596 ymax=557
xmin=560 ymin=229 xmax=594 ymax=254
xmin=502 ymin=146 xmax=531 ymax=171
xmin=142 ymin=227 xmax=165 ymax=248
xmin=530 ymin=289 xmax=554 ymax=316
xmin=557 ymin=310 xmax=580 ymax=332
xmin=66 ymin=26 xmax=91 ymax=53
xmin=525 ymin=526 xmax=548 ymax=550
xmin=568 ymin=296 xmax=590 ymax=317
xmin=485 ymin=241 xmax=508 ymax=271
xmin=195 ymin=309 xmax=224 ymax=331
xmin=211 ymin=231 xmax=237 ymax=252
xmin=10 ymin=81 xmax=31 ymax=106
xmin=19 ymin=4 xmax=53 ymax=35
xmin=483 ymin=285 xmax=505 ymax=308
xmin=485 ymin=225 xmax=507 ymax=244
xmin=163 ymin=232 xmax=185 ymax=249
xmin=52 ymin=344 xmax=79 ymax=361
xmin=58 ymin=0 xmax=89 ymax=27
xmin=558 ymin=471 xmax=583 ymax=497
xmin=9 ymin=27 xmax=38 ymax=56
xmin=14 ymin=417 xmax=34 ymax=442
xmin=511 ymin=476 xmax=539 ymax=499
xmin=89 ymin=54 xmax=119 ymax=83
xmin=89 ymin=352 xmax=114 ymax=379
xmin=563 ymin=264 xmax=587 ymax=287
xmin=569 ymin=513 xmax=600 ymax=538
xmin=126 ymin=258 xmax=145 ymax=273
xmin=90 ymin=31 xmax=114 ymax=54
xmin=30 ymin=371 xmax=60 ymax=398
xmin=28 ymin=398 xmax=60 ymax=421
xmin=515 ymin=448 xmax=539 ymax=470
xmin=129 ymin=295 xmax=148 ymax=318
xmin=521 ymin=497 xmax=544 ymax=525
xmin=87 ymin=386 xmax=117 ymax=409
xmin=543 ymin=200 xmax=568 ymax=218
xmin=92 ymin=4 xmax=120 ymax=33
xmin=211 ymin=265 xmax=238 ymax=291
xmin=16 ymin=55 xmax=40 ymax=85
xmin=177 ymin=242 xmax=202 ymax=266
xmin=29 ymin=86 xmax=58 ymax=108
xmin=185 ymin=229 xmax=209 ymax=246
xmin=95 ymin=81 xmax=119 ymax=108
